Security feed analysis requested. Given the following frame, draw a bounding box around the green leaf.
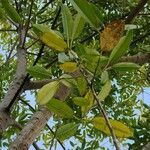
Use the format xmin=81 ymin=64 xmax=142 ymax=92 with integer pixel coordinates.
xmin=60 ymin=74 xmax=77 ymax=87
xmin=69 ymin=0 xmax=101 ymax=28
xmin=92 ymin=117 xmax=133 ymax=138
xmin=81 ymin=90 xmax=94 ymax=114
xmin=98 ymin=80 xmax=111 ymax=101
xmin=46 ymin=98 xmax=74 ymax=118
xmin=56 ymin=123 xmax=78 ymax=141
xmin=76 ymin=76 xmax=87 ymax=96
xmin=0 ymin=7 xmax=6 ymax=22
xmin=27 ymin=66 xmax=51 ymax=79
xmin=112 ymin=62 xmax=140 ymax=71
xmin=1 ymin=0 xmax=22 ymax=23
xmin=71 ymin=13 xmax=85 ymax=40
xmin=101 ymin=70 xmax=109 ymax=84
xmin=108 ymin=30 xmax=133 ymax=64
xmin=61 ymin=4 xmax=73 ymax=45
xmin=37 ymin=81 xmax=59 ymax=105
xmin=72 ymin=97 xmax=88 ymax=106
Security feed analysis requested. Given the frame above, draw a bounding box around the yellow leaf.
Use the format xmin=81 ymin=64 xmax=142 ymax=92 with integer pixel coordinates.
xmin=33 ymin=24 xmax=67 ymax=51
xmin=37 ymin=81 xmax=59 ymax=105
xmin=100 ymin=20 xmax=125 ymax=52
xmin=92 ymin=117 xmax=133 ymax=138
xmin=81 ymin=90 xmax=94 ymax=114
xmin=60 ymin=62 xmax=77 ymax=73
xmin=41 ymin=32 xmax=67 ymax=51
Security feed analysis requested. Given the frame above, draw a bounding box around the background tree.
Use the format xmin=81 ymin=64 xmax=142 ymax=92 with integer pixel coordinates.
xmin=0 ymin=0 xmax=150 ymax=149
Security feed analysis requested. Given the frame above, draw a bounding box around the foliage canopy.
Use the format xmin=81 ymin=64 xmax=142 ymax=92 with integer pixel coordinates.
xmin=0 ymin=0 xmax=150 ymax=150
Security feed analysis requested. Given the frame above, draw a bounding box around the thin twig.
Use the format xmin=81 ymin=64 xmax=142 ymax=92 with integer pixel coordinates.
xmin=79 ymin=66 xmax=120 ymax=150
xmin=0 ymin=29 xmax=16 ymax=32
xmin=51 ymin=0 xmax=65 ymax=29
xmin=36 ymin=0 xmax=54 ymax=16
xmin=6 ymin=37 xmax=19 ymax=63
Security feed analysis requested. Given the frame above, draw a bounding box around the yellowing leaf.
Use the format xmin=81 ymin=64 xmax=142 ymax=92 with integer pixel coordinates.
xmin=76 ymin=76 xmax=87 ymax=96
xmin=37 ymin=81 xmax=59 ymax=105
xmin=33 ymin=24 xmax=67 ymax=51
xmin=41 ymin=32 xmax=67 ymax=51
xmin=81 ymin=90 xmax=94 ymax=114
xmin=60 ymin=62 xmax=77 ymax=72
xmin=73 ymin=97 xmax=88 ymax=106
xmin=98 ymin=80 xmax=111 ymax=101
xmin=92 ymin=117 xmax=133 ymax=138
xmin=46 ymin=98 xmax=74 ymax=118
xmin=56 ymin=123 xmax=78 ymax=141
xmin=100 ymin=20 xmax=125 ymax=52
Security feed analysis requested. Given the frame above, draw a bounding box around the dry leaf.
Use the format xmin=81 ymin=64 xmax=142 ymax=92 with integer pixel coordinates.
xmin=100 ymin=20 xmax=125 ymax=52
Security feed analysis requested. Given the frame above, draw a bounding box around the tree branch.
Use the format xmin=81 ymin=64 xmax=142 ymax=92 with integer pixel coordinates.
xmin=19 ymin=99 xmax=66 ymax=150
xmin=9 ymin=106 xmax=52 ymax=150
xmin=143 ymin=142 xmax=150 ymax=150
xmin=24 ymin=52 xmax=150 ymax=90
xmin=9 ymin=83 xmax=70 ymax=149
xmin=125 ymin=0 xmax=148 ymax=23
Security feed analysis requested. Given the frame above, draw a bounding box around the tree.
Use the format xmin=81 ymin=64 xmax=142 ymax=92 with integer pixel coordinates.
xmin=0 ymin=0 xmax=150 ymax=149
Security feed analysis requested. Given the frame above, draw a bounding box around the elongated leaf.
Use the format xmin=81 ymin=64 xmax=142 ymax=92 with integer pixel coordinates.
xmin=101 ymin=70 xmax=109 ymax=84
xmin=92 ymin=117 xmax=133 ymax=138
xmin=76 ymin=76 xmax=87 ymax=96
xmin=56 ymin=123 xmax=78 ymax=141
xmin=33 ymin=24 xmax=67 ymax=51
xmin=71 ymin=14 xmax=85 ymax=40
xmin=112 ymin=62 xmax=140 ymax=71
xmin=61 ymin=4 xmax=73 ymax=45
xmin=59 ymin=62 xmax=77 ymax=72
xmin=37 ymin=81 xmax=59 ymax=105
xmin=108 ymin=30 xmax=133 ymax=64
xmin=98 ymin=80 xmax=111 ymax=101
xmin=1 ymin=0 xmax=22 ymax=23
xmin=69 ymin=0 xmax=101 ymax=28
xmin=27 ymin=66 xmax=51 ymax=79
xmin=73 ymin=97 xmax=88 ymax=106
xmin=46 ymin=98 xmax=74 ymax=118
xmin=81 ymin=90 xmax=94 ymax=114
xmin=0 ymin=7 xmax=6 ymax=22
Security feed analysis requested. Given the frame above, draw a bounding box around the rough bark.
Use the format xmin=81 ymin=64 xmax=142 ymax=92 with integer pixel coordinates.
xmin=121 ymin=52 xmax=150 ymax=65
xmin=0 ymin=26 xmax=27 ymax=134
xmin=24 ymin=52 xmax=150 ymax=91
xmin=3 ymin=0 xmax=149 ymax=148
xmin=9 ymin=83 xmax=70 ymax=149
xmin=9 ymin=107 xmax=52 ymax=150
xmin=143 ymin=142 xmax=150 ymax=150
